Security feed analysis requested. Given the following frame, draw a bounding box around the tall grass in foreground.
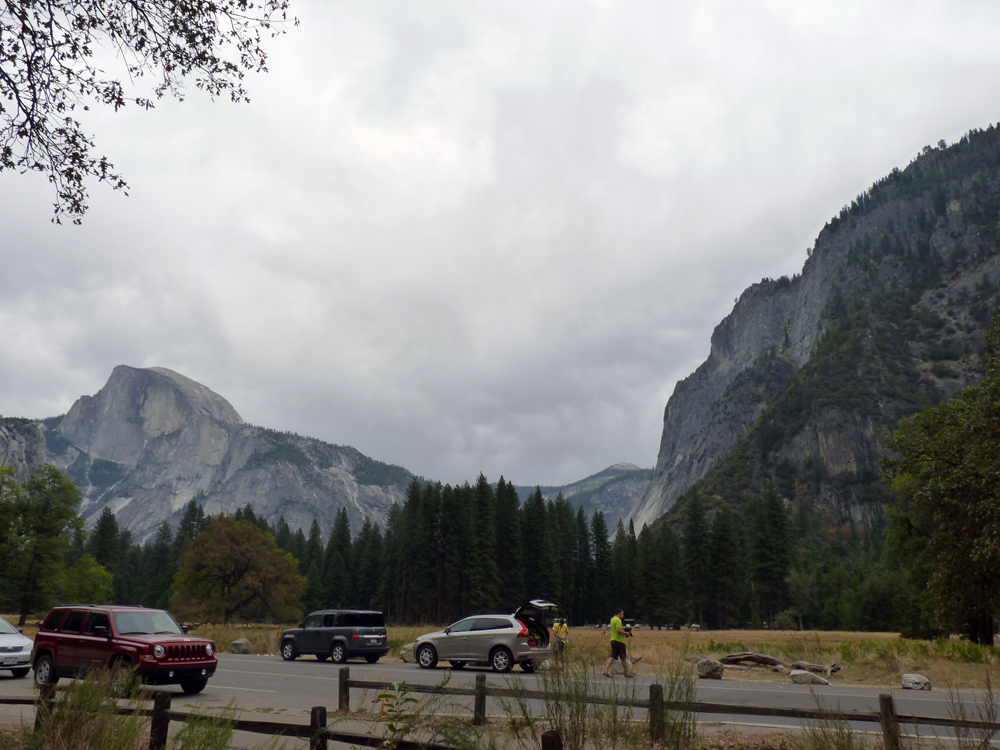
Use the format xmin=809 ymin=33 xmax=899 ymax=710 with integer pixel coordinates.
xmin=948 ymin=672 xmax=999 ymax=750
xmin=0 ymin=671 xmax=146 ymax=750
xmin=480 ymin=650 xmax=696 ymax=750
xmin=0 ymin=672 xmax=286 ymax=750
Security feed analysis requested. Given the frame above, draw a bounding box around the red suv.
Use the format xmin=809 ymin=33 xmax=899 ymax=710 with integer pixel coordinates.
xmin=31 ymin=605 xmax=217 ymax=694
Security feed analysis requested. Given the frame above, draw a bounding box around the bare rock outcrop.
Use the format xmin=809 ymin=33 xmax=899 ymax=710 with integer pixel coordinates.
xmin=0 ymin=418 xmax=47 ymax=482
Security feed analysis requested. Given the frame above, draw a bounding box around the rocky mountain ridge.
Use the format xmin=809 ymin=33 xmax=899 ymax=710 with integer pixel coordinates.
xmin=8 ymin=365 xmax=413 ymax=543
xmin=513 ymin=462 xmax=652 ymax=531
xmin=629 ymin=125 xmax=1000 ymax=529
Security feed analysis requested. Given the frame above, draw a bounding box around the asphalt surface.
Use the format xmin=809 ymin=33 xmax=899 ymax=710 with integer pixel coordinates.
xmin=1 ymin=655 xmax=995 ymax=746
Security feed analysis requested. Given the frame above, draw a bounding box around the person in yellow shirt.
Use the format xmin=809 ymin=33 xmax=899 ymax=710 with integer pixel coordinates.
xmin=553 ymin=618 xmax=569 ymax=658
xmin=602 ymin=608 xmax=632 ymax=677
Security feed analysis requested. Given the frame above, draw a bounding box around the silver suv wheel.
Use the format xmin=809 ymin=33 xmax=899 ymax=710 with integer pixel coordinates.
xmin=416 ymin=644 xmax=438 ymax=669
xmin=490 ymin=647 xmax=513 ymax=673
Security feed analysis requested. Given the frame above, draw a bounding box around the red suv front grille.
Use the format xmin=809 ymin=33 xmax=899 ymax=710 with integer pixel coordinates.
xmin=166 ymin=644 xmax=207 ymax=660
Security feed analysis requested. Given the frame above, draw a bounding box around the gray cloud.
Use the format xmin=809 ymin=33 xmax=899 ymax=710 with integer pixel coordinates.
xmin=3 ymin=0 xmax=1000 ymax=487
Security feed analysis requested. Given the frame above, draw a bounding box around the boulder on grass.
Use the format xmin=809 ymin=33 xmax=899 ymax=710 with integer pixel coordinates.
xmin=901 ymin=673 xmax=932 ymax=691
xmin=790 ymin=669 xmax=829 ymax=686
xmin=230 ymin=638 xmax=252 ymax=654
xmin=772 ymin=664 xmax=788 ymax=674
xmin=698 ymin=658 xmax=725 ymax=680
xmin=400 ymin=642 xmax=415 ymax=663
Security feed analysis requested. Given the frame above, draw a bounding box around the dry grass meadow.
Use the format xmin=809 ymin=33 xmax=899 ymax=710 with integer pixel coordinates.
xmin=187 ymin=622 xmax=1000 ymax=689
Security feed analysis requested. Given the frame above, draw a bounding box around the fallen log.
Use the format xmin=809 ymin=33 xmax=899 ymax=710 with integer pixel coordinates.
xmin=718 ymin=652 xmax=784 ymax=668
xmin=718 ymin=652 xmax=841 ymax=675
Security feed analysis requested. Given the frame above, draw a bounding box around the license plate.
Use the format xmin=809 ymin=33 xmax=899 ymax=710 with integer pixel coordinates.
xmin=3 ymin=657 xmax=17 ymax=666
xmin=368 ymin=638 xmax=380 ymax=645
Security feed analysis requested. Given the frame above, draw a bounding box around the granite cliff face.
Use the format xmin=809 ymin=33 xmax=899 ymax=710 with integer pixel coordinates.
xmin=39 ymin=366 xmax=411 ymax=542
xmin=0 ymin=418 xmax=47 ymax=482
xmin=629 ymin=126 xmax=1000 ymax=529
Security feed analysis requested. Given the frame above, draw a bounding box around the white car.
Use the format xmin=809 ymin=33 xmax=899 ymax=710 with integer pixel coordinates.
xmin=0 ymin=616 xmax=33 ymax=678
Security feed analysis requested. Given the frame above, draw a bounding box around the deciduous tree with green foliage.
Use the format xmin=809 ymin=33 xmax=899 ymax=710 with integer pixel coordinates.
xmin=883 ymin=315 xmax=1000 ymax=645
xmin=172 ymin=515 xmax=304 ymax=624
xmin=59 ymin=553 xmax=114 ymax=605
xmin=0 ymin=465 xmax=84 ymax=624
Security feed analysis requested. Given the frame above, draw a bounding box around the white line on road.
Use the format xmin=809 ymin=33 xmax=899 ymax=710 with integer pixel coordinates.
xmin=210 ymin=685 xmax=278 ymax=693
xmin=215 ymin=668 xmax=339 ymax=682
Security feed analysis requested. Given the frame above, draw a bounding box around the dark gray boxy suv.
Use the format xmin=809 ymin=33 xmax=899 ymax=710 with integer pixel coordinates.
xmin=280 ymin=609 xmax=388 ymax=664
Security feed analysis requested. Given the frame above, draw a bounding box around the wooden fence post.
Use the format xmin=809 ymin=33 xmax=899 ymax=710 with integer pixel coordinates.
xmin=879 ymin=693 xmax=901 ymax=750
xmin=649 ymin=683 xmax=664 ymax=741
xmin=310 ymin=705 xmax=328 ymax=750
xmin=338 ymin=667 xmax=350 ymax=712
xmin=34 ymin=684 xmax=55 ymax=731
xmin=541 ymin=729 xmax=563 ymax=750
xmin=473 ymin=673 xmax=487 ymax=726
xmin=149 ymin=692 xmax=172 ymax=750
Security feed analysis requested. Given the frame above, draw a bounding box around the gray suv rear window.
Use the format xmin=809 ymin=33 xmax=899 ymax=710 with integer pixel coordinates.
xmin=338 ymin=612 xmax=385 ymax=627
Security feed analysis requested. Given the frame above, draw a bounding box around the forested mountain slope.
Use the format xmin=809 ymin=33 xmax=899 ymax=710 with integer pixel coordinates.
xmin=630 ymin=126 xmax=1000 ymax=530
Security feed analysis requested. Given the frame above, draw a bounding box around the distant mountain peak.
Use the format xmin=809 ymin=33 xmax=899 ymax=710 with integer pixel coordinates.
xmin=20 ymin=365 xmax=412 ymax=542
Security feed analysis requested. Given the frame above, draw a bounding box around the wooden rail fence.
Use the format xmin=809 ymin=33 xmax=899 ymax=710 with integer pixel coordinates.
xmin=3 ymin=669 xmax=1000 ymax=750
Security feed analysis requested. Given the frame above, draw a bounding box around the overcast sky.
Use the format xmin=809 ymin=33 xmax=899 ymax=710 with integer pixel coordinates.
xmin=2 ymin=0 xmax=1000 ymax=488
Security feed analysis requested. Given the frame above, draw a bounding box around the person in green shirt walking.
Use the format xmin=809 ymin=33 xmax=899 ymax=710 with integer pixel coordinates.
xmin=602 ymin=608 xmax=632 ymax=677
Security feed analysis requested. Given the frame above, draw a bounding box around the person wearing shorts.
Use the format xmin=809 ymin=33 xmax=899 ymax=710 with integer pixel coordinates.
xmin=603 ymin=608 xmax=631 ymax=677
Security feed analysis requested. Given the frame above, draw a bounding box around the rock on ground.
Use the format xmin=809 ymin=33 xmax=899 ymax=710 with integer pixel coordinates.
xmin=698 ymin=658 xmax=725 ymax=680
xmin=901 ymin=673 xmax=932 ymax=690
xmin=790 ymin=669 xmax=829 ymax=686
xmin=230 ymin=638 xmax=252 ymax=654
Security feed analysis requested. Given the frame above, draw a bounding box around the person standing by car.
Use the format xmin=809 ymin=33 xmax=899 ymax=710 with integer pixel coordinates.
xmin=553 ymin=618 xmax=569 ymax=658
xmin=602 ymin=608 xmax=632 ymax=677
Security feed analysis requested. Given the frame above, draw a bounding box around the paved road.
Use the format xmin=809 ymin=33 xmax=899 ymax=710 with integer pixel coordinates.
xmin=1 ymin=655 xmax=993 ymax=743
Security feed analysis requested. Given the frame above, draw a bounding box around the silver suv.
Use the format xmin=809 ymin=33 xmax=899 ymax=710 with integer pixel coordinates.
xmin=413 ymin=600 xmax=557 ymax=673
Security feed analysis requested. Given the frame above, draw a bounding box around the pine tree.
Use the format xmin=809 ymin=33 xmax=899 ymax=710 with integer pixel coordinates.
xmin=611 ymin=520 xmax=633 ymax=615
xmin=378 ymin=503 xmax=404 ymax=621
xmin=681 ymin=493 xmax=711 ymax=626
xmin=113 ymin=529 xmax=140 ymax=604
xmin=494 ymin=478 xmax=524 ymax=612
xmin=274 ymin=517 xmax=293 ymax=553
xmin=140 ymin=522 xmax=174 ymax=608
xmin=322 ymin=508 xmax=352 ymax=607
xmin=748 ymin=485 xmax=793 ymax=628
xmin=550 ymin=494 xmax=577 ymax=617
xmin=708 ymin=503 xmax=747 ymax=629
xmin=469 ymin=474 xmax=501 ymax=614
xmin=171 ymin=500 xmax=206 ymax=569
xmin=590 ymin=511 xmax=612 ymax=622
xmin=87 ymin=506 xmax=120 ymax=571
xmin=636 ymin=524 xmax=666 ymax=627
xmin=352 ymin=518 xmax=382 ymax=610
xmin=523 ymin=489 xmax=558 ymax=601
xmin=439 ymin=483 xmax=467 ymax=621
xmin=572 ymin=508 xmax=593 ymax=624
xmin=302 ymin=519 xmax=326 ymax=610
